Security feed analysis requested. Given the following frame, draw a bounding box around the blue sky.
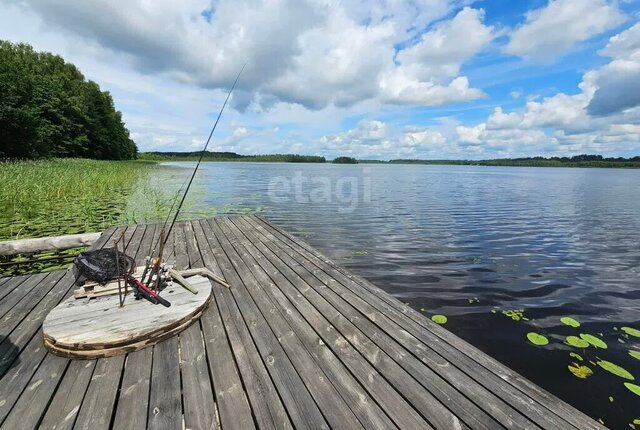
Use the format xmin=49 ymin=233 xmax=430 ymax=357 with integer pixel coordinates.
xmin=1 ymin=0 xmax=640 ymax=159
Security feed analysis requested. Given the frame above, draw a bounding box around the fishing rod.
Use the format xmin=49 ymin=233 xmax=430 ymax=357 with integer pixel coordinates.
xmin=162 ymin=64 xmax=245 ymax=247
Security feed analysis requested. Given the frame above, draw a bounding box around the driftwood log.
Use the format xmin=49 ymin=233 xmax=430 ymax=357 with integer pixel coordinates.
xmin=0 ymin=232 xmax=102 ymax=256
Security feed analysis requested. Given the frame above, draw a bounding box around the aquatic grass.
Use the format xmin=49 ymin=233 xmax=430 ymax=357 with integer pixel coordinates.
xmin=0 ymin=158 xmax=157 ymax=240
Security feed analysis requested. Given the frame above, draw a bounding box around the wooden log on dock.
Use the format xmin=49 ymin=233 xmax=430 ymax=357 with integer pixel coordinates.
xmin=0 ymin=232 xmax=102 ymax=256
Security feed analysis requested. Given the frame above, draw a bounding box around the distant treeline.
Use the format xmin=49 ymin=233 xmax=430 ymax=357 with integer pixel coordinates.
xmin=379 ymin=154 xmax=640 ymax=168
xmin=139 ymin=151 xmax=326 ymax=163
xmin=332 ymin=156 xmax=358 ymax=164
xmin=0 ymin=41 xmax=137 ymax=160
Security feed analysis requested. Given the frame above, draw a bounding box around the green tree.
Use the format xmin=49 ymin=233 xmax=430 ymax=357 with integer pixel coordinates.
xmin=0 ymin=41 xmax=137 ymax=160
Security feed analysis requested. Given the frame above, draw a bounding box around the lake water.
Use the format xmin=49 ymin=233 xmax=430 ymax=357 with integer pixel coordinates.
xmin=158 ymin=162 xmax=640 ymax=427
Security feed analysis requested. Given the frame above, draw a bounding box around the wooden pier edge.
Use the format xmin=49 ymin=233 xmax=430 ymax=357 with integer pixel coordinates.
xmin=0 ymin=216 xmax=605 ymax=429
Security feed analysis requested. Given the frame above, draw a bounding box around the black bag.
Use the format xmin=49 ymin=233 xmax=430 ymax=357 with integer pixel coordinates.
xmin=73 ymin=248 xmax=135 ymax=285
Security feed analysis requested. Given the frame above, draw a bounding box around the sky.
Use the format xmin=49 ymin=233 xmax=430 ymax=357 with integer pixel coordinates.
xmin=1 ymin=0 xmax=640 ymax=160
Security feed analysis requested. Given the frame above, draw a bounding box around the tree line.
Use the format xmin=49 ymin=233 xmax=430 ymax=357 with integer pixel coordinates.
xmin=0 ymin=41 xmax=137 ymax=160
xmin=139 ymin=151 xmax=326 ymax=163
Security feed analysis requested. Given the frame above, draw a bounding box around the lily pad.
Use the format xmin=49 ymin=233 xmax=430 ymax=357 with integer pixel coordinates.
xmin=566 ymin=336 xmax=590 ymax=348
xmin=569 ymin=352 xmax=583 ymax=361
xmin=622 ymin=327 xmax=640 ymax=338
xmin=625 ymin=383 xmax=640 ymax=397
xmin=597 ymin=360 xmax=634 ymax=380
xmin=580 ymin=334 xmax=607 ymax=349
xmin=527 ymin=332 xmax=549 ymax=346
xmin=560 ymin=317 xmax=580 ymax=328
xmin=630 ymin=350 xmax=640 ymax=361
xmin=431 ymin=315 xmax=447 ymax=325
xmin=568 ymin=363 xmax=593 ymax=379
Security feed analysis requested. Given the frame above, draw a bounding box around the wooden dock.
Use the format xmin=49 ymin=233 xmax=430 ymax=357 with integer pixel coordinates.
xmin=0 ymin=216 xmax=603 ymax=429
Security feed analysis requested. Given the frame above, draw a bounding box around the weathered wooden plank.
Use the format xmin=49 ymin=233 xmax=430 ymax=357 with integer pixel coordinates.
xmin=73 ymin=355 xmax=126 ymax=430
xmin=0 ymin=232 xmax=102 ymax=256
xmin=213 ymin=218 xmax=364 ymax=428
xmin=147 ymin=336 xmax=182 ymax=430
xmin=203 ymin=219 xmax=337 ymax=429
xmin=0 ymin=272 xmax=48 ymax=319
xmin=220 ymin=218 xmax=405 ymax=429
xmin=0 ymin=271 xmax=65 ymax=338
xmin=251 ymin=216 xmax=600 ymax=430
xmin=180 ymin=322 xmax=218 ymax=430
xmin=1 ymin=352 xmax=69 ymax=429
xmin=0 ymin=274 xmax=66 ymax=378
xmin=38 ymin=359 xmax=96 ymax=430
xmin=112 ymin=347 xmax=153 ymax=430
xmin=0 ymin=329 xmax=49 ymax=424
xmin=230 ymin=217 xmax=458 ymax=429
xmin=247 ymin=217 xmax=538 ymax=428
xmin=234 ymin=217 xmax=491 ymax=429
xmin=192 ymin=221 xmax=268 ymax=430
xmin=194 ymin=221 xmax=298 ymax=429
xmin=180 ymin=222 xmax=219 ymax=430
xmin=0 ymin=275 xmax=29 ymax=302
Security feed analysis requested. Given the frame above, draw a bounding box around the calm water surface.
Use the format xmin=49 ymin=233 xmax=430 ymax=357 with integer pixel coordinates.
xmin=161 ymin=162 xmax=640 ymax=427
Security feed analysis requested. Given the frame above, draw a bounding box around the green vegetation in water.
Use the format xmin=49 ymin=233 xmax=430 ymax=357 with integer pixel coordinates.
xmin=560 ymin=316 xmax=581 ymax=328
xmin=0 ymin=41 xmax=136 ymax=160
xmin=621 ymin=327 xmax=640 ymax=338
xmin=0 ymin=159 xmax=154 ymax=276
xmin=568 ymin=363 xmax=593 ymax=379
xmin=625 ymin=383 xmax=640 ymax=397
xmin=629 ymin=350 xmax=640 ymax=360
xmin=502 ymin=309 xmax=529 ymax=321
xmin=580 ymin=334 xmax=608 ymax=349
xmin=569 ymin=352 xmax=583 ymax=361
xmin=566 ymin=336 xmax=590 ymax=348
xmin=0 ymin=159 xmax=156 ymax=241
xmin=467 ymin=297 xmax=480 ymax=304
xmin=597 ymin=360 xmax=634 ymax=380
xmin=527 ymin=332 xmax=549 ymax=346
xmin=351 ymin=250 xmax=369 ymax=256
xmin=431 ymin=315 xmax=447 ymax=324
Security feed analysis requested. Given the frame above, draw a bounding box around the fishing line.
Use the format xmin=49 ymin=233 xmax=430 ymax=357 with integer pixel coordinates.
xmin=162 ymin=63 xmax=246 ymax=248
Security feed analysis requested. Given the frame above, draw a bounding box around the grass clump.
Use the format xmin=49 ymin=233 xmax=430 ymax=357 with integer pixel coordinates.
xmin=0 ymin=158 xmax=156 ymax=240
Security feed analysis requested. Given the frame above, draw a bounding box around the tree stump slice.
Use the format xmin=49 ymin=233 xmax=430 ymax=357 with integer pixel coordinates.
xmin=43 ymin=276 xmax=212 ymax=359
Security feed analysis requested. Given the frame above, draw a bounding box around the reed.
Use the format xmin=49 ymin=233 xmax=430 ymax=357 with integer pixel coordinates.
xmin=0 ymin=158 xmax=156 ymax=240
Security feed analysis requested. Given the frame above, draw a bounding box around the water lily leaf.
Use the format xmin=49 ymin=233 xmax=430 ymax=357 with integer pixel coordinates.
xmin=568 ymin=363 xmax=593 ymax=379
xmin=597 ymin=360 xmax=634 ymax=380
xmin=569 ymin=352 xmax=583 ymax=361
xmin=431 ymin=315 xmax=447 ymax=324
xmin=560 ymin=317 xmax=580 ymax=328
xmin=630 ymin=350 xmax=640 ymax=361
xmin=527 ymin=332 xmax=549 ymax=346
xmin=622 ymin=327 xmax=640 ymax=338
xmin=580 ymin=334 xmax=607 ymax=349
xmin=634 ymin=419 xmax=640 ymax=425
xmin=625 ymin=383 xmax=640 ymax=397
xmin=566 ymin=336 xmax=590 ymax=348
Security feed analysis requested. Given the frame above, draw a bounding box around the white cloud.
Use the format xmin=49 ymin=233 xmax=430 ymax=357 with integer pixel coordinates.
xmin=379 ymin=7 xmax=494 ymax=104
xmin=505 ymin=0 xmax=625 ymax=62
xmin=6 ymin=0 xmax=490 ymax=110
xmin=588 ymin=23 xmax=640 ymax=116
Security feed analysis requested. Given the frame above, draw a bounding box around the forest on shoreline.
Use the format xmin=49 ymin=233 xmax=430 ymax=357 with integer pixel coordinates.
xmin=141 ymin=152 xmax=640 ymax=168
xmin=0 ymin=41 xmax=137 ymax=160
